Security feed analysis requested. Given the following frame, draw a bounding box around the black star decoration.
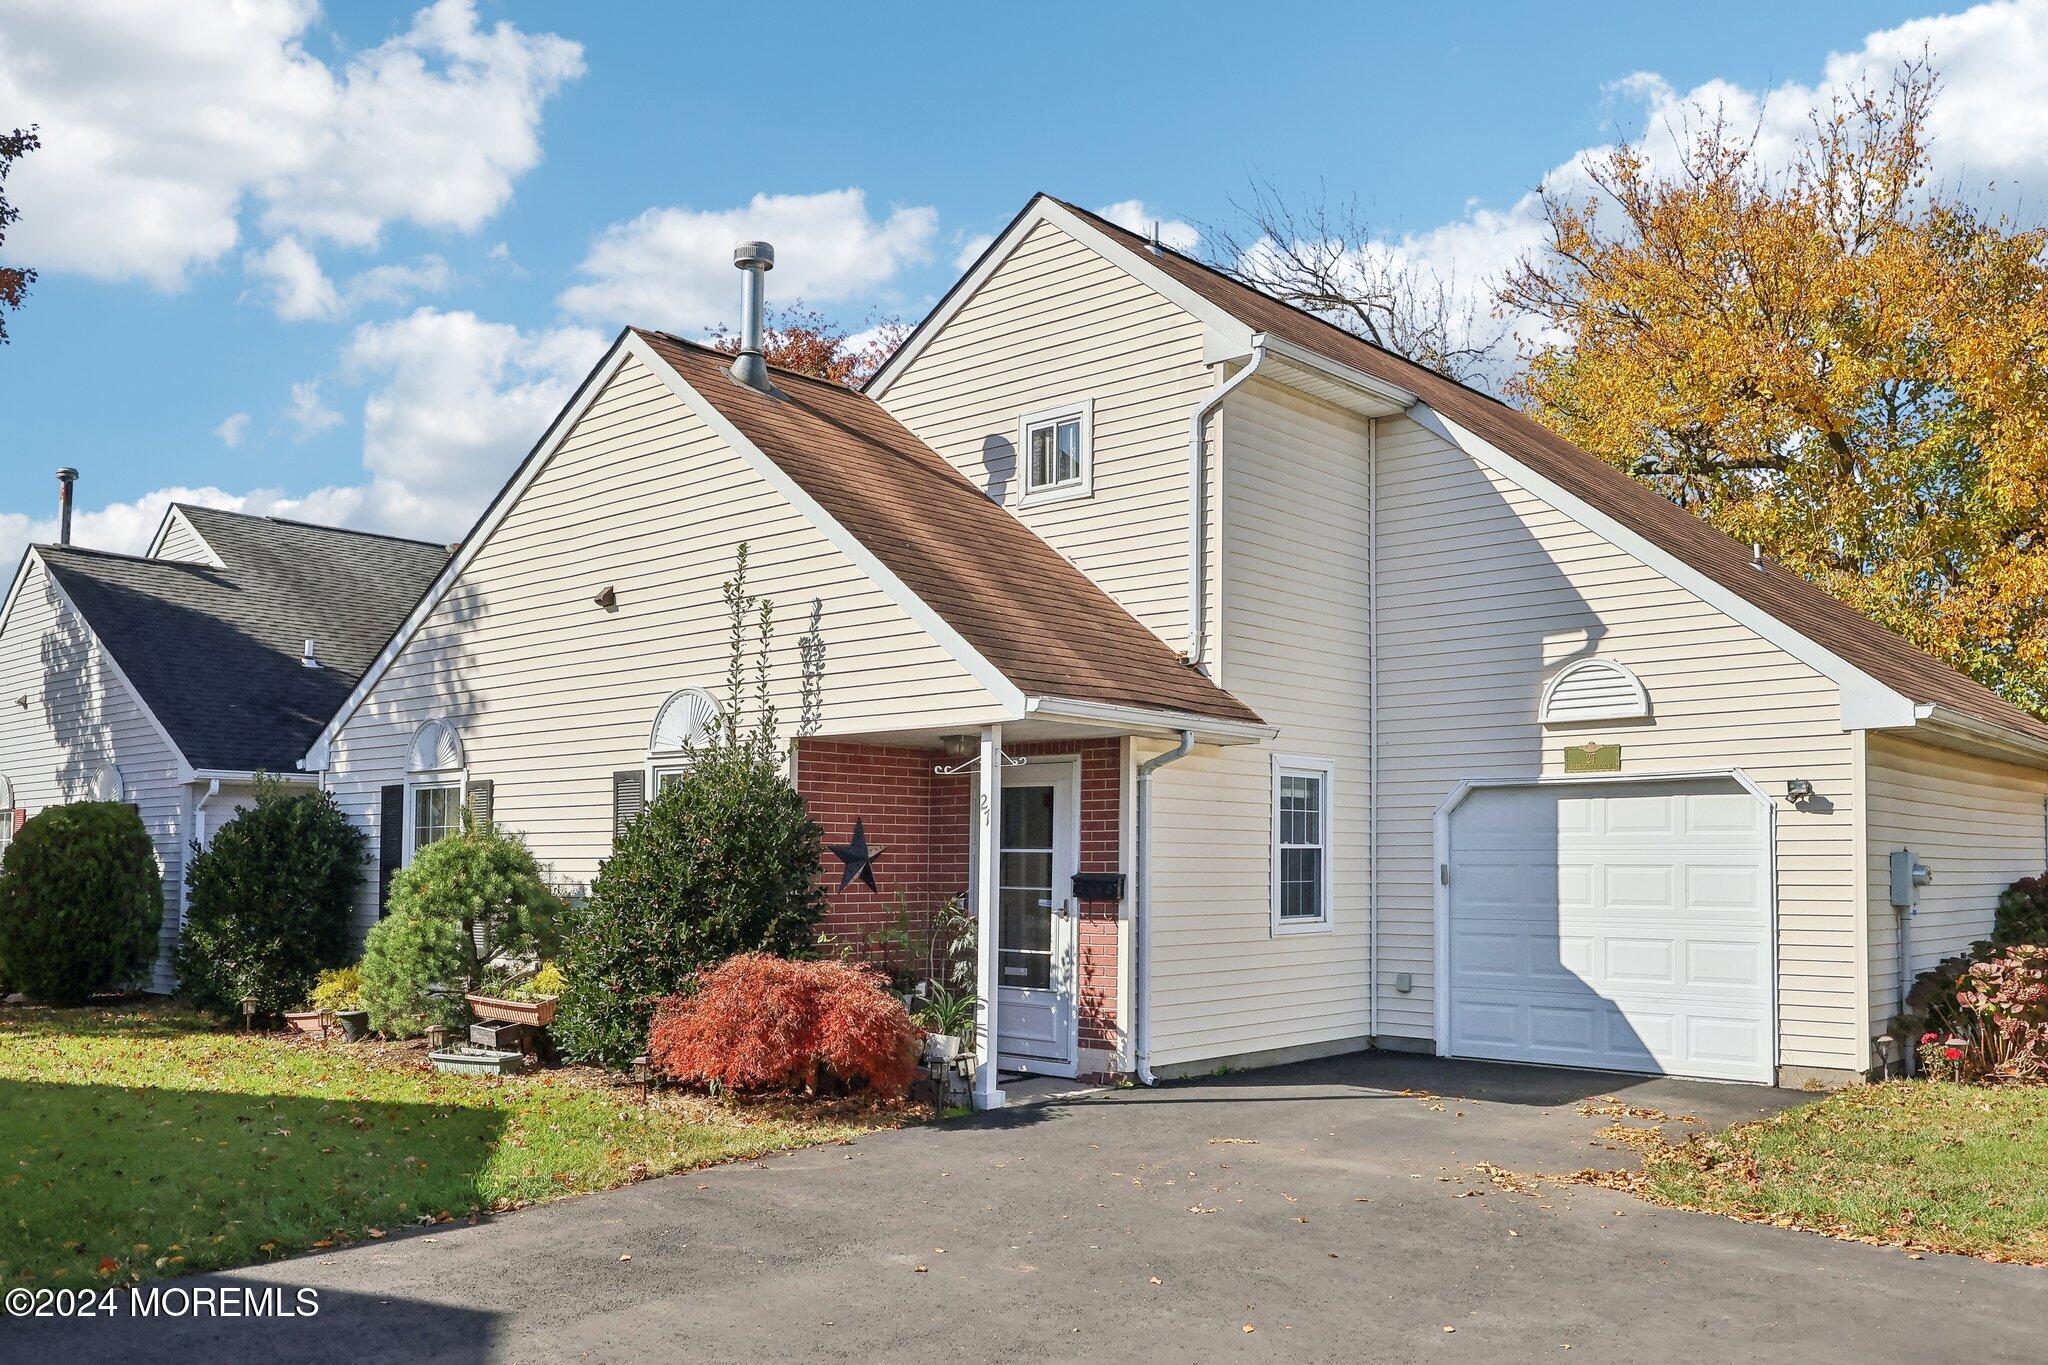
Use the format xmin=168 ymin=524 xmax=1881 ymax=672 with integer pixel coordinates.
xmin=829 ymin=818 xmax=886 ymax=893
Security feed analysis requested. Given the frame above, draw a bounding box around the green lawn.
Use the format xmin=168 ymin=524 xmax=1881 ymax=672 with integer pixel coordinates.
xmin=1640 ymin=1081 xmax=2048 ymax=1262
xmin=0 ymin=1002 xmax=896 ymax=1284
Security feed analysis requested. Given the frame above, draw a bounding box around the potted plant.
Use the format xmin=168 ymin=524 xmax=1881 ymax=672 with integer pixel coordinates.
xmin=913 ymin=984 xmax=978 ymax=1064
xmin=466 ymin=961 xmax=564 ymax=1028
xmin=309 ymin=965 xmax=371 ymax=1041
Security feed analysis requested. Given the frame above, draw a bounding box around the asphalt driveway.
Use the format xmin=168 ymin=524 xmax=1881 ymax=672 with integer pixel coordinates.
xmin=11 ymin=1052 xmax=2046 ymax=1363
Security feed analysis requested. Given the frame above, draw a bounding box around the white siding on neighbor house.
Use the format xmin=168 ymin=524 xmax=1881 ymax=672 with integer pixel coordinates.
xmin=1865 ymin=731 xmax=2048 ymax=1028
xmin=151 ymin=511 xmax=220 ymax=566
xmin=875 ymin=219 xmax=1218 ymax=652
xmin=1140 ymin=378 xmax=1375 ymax=1069
xmin=0 ymin=559 xmax=189 ymax=990
xmin=1374 ymin=412 xmax=1866 ymax=1074
xmin=323 ymin=353 xmax=1005 ymax=940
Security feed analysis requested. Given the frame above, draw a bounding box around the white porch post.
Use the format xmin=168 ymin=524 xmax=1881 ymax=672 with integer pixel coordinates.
xmin=973 ymin=722 xmax=1006 ymax=1110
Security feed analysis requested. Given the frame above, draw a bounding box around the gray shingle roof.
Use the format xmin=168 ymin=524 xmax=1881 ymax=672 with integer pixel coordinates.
xmin=38 ymin=506 xmax=450 ymax=772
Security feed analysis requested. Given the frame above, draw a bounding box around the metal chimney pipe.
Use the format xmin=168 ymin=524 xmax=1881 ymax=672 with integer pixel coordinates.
xmin=728 ymin=240 xmax=775 ymax=393
xmin=55 ymin=468 xmax=78 ymax=545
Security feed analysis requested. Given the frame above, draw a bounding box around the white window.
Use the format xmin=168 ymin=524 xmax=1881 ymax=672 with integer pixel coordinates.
xmin=1272 ymin=756 xmax=1334 ymax=934
xmin=647 ymin=687 xmax=723 ymax=797
xmin=1018 ymin=399 xmax=1092 ymax=503
xmin=408 ymin=782 xmax=462 ymax=860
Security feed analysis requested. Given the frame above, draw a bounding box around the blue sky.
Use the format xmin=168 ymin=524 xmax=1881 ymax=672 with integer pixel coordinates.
xmin=2 ymin=0 xmax=2034 ymax=560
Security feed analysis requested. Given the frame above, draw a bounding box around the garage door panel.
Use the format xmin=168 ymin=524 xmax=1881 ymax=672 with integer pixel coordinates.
xmin=1448 ymin=780 xmax=1772 ymax=1083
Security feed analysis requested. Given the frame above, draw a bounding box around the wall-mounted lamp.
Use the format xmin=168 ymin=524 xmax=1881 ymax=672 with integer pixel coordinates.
xmin=1785 ymin=778 xmax=1816 ymax=802
xmin=593 ymin=586 xmax=617 ymax=612
xmin=939 ymin=733 xmax=974 ymax=760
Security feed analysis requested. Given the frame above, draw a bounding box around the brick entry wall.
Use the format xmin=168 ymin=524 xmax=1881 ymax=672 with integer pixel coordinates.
xmin=794 ymin=736 xmax=1125 ymax=1079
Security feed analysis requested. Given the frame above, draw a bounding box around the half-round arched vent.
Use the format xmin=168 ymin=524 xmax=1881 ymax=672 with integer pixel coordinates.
xmin=0 ymin=774 xmax=13 ymax=809
xmin=90 ymin=763 xmax=124 ymax=802
xmin=410 ymin=719 xmax=466 ymax=773
xmin=1541 ymin=658 xmax=1650 ymax=725
xmin=650 ymin=688 xmax=722 ymax=754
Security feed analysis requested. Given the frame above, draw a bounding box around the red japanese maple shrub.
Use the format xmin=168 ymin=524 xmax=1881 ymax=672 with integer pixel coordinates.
xmin=647 ymin=953 xmax=920 ymax=1097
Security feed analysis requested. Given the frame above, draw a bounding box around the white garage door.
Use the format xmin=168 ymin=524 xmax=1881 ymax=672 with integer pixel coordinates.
xmin=1446 ymin=778 xmax=1773 ymax=1083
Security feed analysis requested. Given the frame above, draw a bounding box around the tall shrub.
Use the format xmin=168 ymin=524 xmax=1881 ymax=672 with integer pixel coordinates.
xmin=555 ymin=547 xmax=826 ymax=1067
xmin=173 ymin=777 xmax=365 ymax=1017
xmin=359 ymin=816 xmax=560 ymax=1038
xmin=1993 ymin=874 xmax=2048 ymax=947
xmin=0 ymin=802 xmax=161 ymax=1004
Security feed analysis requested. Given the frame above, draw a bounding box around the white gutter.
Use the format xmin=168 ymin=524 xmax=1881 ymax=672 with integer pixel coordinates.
xmin=1132 ymin=729 xmax=1195 ymax=1084
xmin=1022 ymin=695 xmax=1275 ymax=746
xmin=1909 ymin=704 xmax=2048 ymax=770
xmin=1186 ymin=343 xmax=1267 ymax=669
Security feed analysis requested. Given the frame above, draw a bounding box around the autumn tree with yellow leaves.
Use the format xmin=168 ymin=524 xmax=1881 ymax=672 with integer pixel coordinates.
xmin=1504 ymin=66 xmax=2048 ymax=716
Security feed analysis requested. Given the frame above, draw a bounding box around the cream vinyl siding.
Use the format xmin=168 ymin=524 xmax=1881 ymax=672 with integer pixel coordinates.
xmin=1865 ymin=731 xmax=2048 ymax=1029
xmin=0 ymin=560 xmax=184 ymax=989
xmin=1374 ymin=413 xmax=1864 ymax=1073
xmin=1136 ymin=379 xmax=1375 ymax=1068
xmin=324 ymin=354 xmax=1003 ymax=937
xmin=875 ymin=219 xmax=1216 ymax=649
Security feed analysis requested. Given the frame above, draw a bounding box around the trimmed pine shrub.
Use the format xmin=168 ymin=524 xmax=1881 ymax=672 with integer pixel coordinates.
xmin=173 ymin=778 xmax=365 ymax=1018
xmin=359 ymin=817 xmax=561 ymax=1038
xmin=646 ymin=953 xmax=920 ymax=1097
xmin=0 ymin=802 xmax=162 ymax=1005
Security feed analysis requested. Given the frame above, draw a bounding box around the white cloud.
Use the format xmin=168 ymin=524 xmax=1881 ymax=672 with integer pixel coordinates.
xmin=952 ymin=232 xmax=995 ymax=271
xmin=214 ymin=412 xmax=251 ymax=448
xmin=557 ymin=189 xmax=939 ymax=331
xmin=1095 ymin=199 xmax=1200 ymax=253
xmin=0 ymin=0 xmax=583 ymax=289
xmin=244 ymin=237 xmax=452 ymax=320
xmin=286 ymin=380 xmax=345 ymax=439
xmin=0 ymin=482 xmax=376 ymax=568
xmin=340 ymin=307 xmax=605 ymax=534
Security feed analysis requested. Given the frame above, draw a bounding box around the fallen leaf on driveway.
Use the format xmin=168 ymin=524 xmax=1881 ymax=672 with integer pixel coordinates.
xmin=1149 ymin=1276 xmax=1162 ymax=1285
xmin=619 ymin=1254 xmax=631 ymax=1262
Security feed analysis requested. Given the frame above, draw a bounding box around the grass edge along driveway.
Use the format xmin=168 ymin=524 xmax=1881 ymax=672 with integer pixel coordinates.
xmin=0 ymin=1002 xmax=904 ymax=1285
xmin=1635 ymin=1079 xmax=2048 ymax=1264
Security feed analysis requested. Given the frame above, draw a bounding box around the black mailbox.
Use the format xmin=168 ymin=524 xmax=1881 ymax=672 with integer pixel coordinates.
xmin=1071 ymin=872 xmax=1126 ymax=902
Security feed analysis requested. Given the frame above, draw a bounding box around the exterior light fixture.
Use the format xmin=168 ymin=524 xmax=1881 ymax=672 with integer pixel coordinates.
xmin=631 ymin=1053 xmax=652 ymax=1103
xmin=239 ymin=994 xmax=257 ymax=1032
xmin=1786 ymin=778 xmax=1816 ymax=802
xmin=594 ymin=586 xmax=618 ymax=611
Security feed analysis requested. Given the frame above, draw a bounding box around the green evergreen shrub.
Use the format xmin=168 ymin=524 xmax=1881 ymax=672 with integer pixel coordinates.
xmin=1993 ymin=874 xmax=2048 ymax=947
xmin=359 ymin=816 xmax=561 ymax=1038
xmin=555 ymin=546 xmax=826 ymax=1067
xmin=173 ymin=778 xmax=365 ymax=1017
xmin=0 ymin=802 xmax=162 ymax=1004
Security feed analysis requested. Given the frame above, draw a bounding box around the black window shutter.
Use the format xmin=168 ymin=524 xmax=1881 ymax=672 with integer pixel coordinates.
xmin=612 ymin=770 xmax=645 ymax=839
xmin=465 ymin=779 xmax=494 ymax=830
xmin=378 ymin=783 xmax=405 ymax=917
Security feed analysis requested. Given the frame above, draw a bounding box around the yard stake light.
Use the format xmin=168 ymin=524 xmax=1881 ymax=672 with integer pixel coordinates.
xmin=239 ymin=994 xmax=256 ymax=1032
xmin=632 ymin=1053 xmax=651 ymax=1104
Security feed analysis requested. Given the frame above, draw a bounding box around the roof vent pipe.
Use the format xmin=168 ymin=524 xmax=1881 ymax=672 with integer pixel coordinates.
xmin=728 ymin=240 xmax=776 ymax=393
xmin=55 ymin=468 xmax=78 ymax=545
xmin=302 ymin=638 xmax=320 ymax=669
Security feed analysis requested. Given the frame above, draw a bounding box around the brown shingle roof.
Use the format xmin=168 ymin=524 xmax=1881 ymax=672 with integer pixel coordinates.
xmin=1053 ymin=198 xmax=2048 ymax=749
xmin=638 ymin=330 xmax=1264 ymax=729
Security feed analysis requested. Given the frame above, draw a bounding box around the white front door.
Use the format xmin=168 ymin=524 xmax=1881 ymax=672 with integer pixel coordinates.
xmin=1445 ymin=778 xmax=1774 ymax=1084
xmin=993 ymin=761 xmax=1079 ymax=1076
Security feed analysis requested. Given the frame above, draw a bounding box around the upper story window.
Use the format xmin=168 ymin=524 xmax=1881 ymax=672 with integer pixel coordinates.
xmin=1272 ymin=755 xmax=1335 ymax=935
xmin=406 ymin=718 xmax=466 ymax=861
xmin=648 ymin=687 xmax=722 ymax=794
xmin=1018 ymin=399 xmax=1093 ymax=504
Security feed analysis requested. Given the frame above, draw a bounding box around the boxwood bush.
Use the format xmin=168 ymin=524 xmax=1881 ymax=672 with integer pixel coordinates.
xmin=359 ymin=817 xmax=560 ymax=1038
xmin=0 ymin=801 xmax=162 ymax=1004
xmin=173 ymin=778 xmax=365 ymax=1018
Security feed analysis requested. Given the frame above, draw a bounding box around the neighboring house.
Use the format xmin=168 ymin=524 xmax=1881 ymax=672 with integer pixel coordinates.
xmin=301 ymin=195 xmax=2048 ymax=1099
xmin=0 ymin=504 xmax=449 ymax=990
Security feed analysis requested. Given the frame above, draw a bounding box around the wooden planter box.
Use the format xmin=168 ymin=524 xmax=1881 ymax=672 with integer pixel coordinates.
xmin=284 ymin=1010 xmax=330 ymax=1038
xmin=466 ymin=994 xmax=557 ymax=1027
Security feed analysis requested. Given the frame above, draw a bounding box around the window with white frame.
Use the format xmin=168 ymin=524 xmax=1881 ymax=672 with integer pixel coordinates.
xmin=1019 ymin=400 xmax=1091 ymax=502
xmin=1272 ymin=756 xmax=1334 ymax=932
xmin=647 ymin=687 xmax=722 ymax=796
xmin=0 ymin=775 xmax=13 ymax=863
xmin=406 ymin=718 xmax=466 ymax=862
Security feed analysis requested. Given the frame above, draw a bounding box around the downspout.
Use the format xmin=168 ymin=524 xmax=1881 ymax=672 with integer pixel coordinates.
xmin=1185 ymin=344 xmax=1267 ymax=669
xmin=181 ymin=779 xmax=220 ymax=932
xmin=1133 ymin=729 xmax=1195 ymax=1085
xmin=1366 ymin=416 xmax=1379 ymax=1046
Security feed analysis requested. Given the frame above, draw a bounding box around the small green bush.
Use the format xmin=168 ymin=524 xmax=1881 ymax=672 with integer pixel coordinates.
xmin=308 ymin=965 xmax=364 ymax=1013
xmin=0 ymin=802 xmax=162 ymax=1005
xmin=173 ymin=779 xmax=365 ymax=1018
xmin=359 ymin=817 xmax=560 ymax=1038
xmin=1994 ymin=875 xmax=2048 ymax=947
xmin=555 ymin=546 xmax=826 ymax=1068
